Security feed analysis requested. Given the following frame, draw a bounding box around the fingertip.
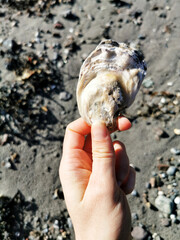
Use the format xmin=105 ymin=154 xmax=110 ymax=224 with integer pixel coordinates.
xmin=117 ymin=116 xmax=131 ymax=131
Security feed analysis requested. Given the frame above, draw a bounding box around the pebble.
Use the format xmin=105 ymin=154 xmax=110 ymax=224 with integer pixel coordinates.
xmin=160 ymin=218 xmax=170 ymax=227
xmin=53 ymin=188 xmax=60 ymax=200
xmin=172 ymin=182 xmax=177 ymax=187
xmin=138 ymin=34 xmax=146 ymax=40
xmin=166 ymin=81 xmax=173 ymax=86
xmin=166 ymin=166 xmax=177 ymax=176
xmin=174 ymin=196 xmax=180 ymax=205
xmin=174 ymin=128 xmax=180 ymax=135
xmin=158 ymin=191 xmax=164 ymax=196
xmin=59 ymin=91 xmax=72 ymax=101
xmin=3 ymin=38 xmax=20 ymax=52
xmin=160 ymin=97 xmax=166 ymax=104
xmin=131 ymin=226 xmax=148 ymax=240
xmin=57 ymin=236 xmax=63 ymax=240
xmin=0 ymin=10 xmax=6 ymax=17
xmin=4 ymin=161 xmax=11 ymax=169
xmin=63 ymin=10 xmax=79 ymax=21
xmin=53 ymin=219 xmax=59 ymax=229
xmin=160 ymin=172 xmax=167 ymax=179
xmin=150 ymin=177 xmax=156 ymax=188
xmin=131 ymin=189 xmax=139 ymax=197
xmin=132 ymin=212 xmax=139 ymax=221
xmin=54 ymin=21 xmax=64 ymax=29
xmin=152 ymin=233 xmax=161 ymax=240
xmin=67 ymin=217 xmax=73 ymax=228
xmin=157 ymin=164 xmax=169 ymax=171
xmin=145 ymin=182 xmax=151 ymax=189
xmin=155 ymin=175 xmax=163 ymax=187
xmin=155 ymin=195 xmax=174 ymax=214
xmin=0 ymin=134 xmax=8 ymax=145
xmin=142 ymin=77 xmax=154 ymax=88
xmin=155 ymin=128 xmax=169 ymax=139
xmin=170 ymin=214 xmax=176 ymax=223
xmin=170 ymin=148 xmax=180 ymax=155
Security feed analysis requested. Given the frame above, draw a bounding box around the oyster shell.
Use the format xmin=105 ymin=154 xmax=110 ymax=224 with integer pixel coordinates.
xmin=76 ymin=39 xmax=147 ymax=129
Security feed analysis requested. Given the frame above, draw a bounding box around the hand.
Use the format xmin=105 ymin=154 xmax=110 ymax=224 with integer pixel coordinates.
xmin=59 ymin=117 xmax=135 ymax=240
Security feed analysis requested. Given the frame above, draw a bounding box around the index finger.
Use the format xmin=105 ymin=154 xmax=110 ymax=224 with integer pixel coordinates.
xmin=63 ymin=118 xmax=91 ymax=154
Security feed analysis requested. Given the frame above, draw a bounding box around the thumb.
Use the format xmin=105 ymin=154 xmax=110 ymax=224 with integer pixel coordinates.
xmin=91 ymin=122 xmax=116 ymax=183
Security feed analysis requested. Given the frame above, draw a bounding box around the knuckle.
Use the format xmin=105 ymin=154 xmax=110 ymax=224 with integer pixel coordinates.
xmin=93 ymin=148 xmax=114 ymax=160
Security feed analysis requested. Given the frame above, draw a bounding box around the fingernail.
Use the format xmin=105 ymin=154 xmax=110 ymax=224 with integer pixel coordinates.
xmin=92 ymin=122 xmax=108 ymax=140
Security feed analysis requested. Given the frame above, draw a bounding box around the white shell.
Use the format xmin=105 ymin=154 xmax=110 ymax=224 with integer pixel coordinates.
xmin=76 ymin=39 xmax=147 ymax=129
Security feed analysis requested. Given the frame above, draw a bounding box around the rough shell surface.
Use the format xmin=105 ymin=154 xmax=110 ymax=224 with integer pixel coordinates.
xmin=76 ymin=39 xmax=147 ymax=129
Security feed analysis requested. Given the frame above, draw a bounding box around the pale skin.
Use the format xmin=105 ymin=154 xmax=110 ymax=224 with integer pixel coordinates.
xmin=59 ymin=117 xmax=135 ymax=240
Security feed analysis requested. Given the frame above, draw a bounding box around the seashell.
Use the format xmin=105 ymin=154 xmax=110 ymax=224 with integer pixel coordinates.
xmin=76 ymin=39 xmax=147 ymax=129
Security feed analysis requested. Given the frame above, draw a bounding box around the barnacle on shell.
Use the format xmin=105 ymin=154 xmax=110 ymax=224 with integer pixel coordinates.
xmin=76 ymin=39 xmax=147 ymax=129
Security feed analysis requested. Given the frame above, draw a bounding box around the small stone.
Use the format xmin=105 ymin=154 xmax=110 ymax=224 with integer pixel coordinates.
xmin=131 ymin=226 xmax=148 ymax=240
xmin=166 ymin=166 xmax=177 ymax=176
xmin=152 ymin=233 xmax=161 ymax=240
xmin=53 ymin=33 xmax=61 ymax=38
xmin=167 ymin=81 xmax=173 ymax=86
xmin=173 ymin=99 xmax=179 ymax=105
xmin=142 ymin=77 xmax=154 ymax=88
xmin=159 ymin=12 xmax=167 ymax=18
xmin=158 ymin=191 xmax=164 ymax=196
xmin=155 ymin=195 xmax=174 ymax=214
xmin=0 ymin=134 xmax=8 ymax=145
xmin=3 ymin=38 xmax=20 ymax=52
xmin=155 ymin=128 xmax=169 ymax=139
xmin=145 ymin=201 xmax=152 ymax=209
xmin=53 ymin=219 xmax=59 ymax=229
xmin=170 ymin=148 xmax=180 ymax=155
xmin=160 ymin=97 xmax=166 ymax=104
xmin=4 ymin=161 xmax=11 ymax=169
xmin=132 ymin=212 xmax=139 ymax=221
xmin=87 ymin=14 xmax=95 ymax=21
xmin=53 ymin=188 xmax=61 ymax=200
xmin=155 ymin=175 xmax=163 ymax=187
xmin=131 ymin=189 xmax=139 ymax=197
xmin=35 ymin=30 xmax=41 ymax=38
xmin=145 ymin=182 xmax=151 ymax=189
xmin=151 ymin=171 xmax=157 ymax=177
xmin=59 ymin=91 xmax=72 ymax=101
xmin=67 ymin=217 xmax=73 ymax=228
xmin=161 ymin=218 xmax=170 ymax=227
xmin=54 ymin=21 xmax=64 ymax=29
xmin=0 ymin=10 xmax=6 ymax=17
xmin=42 ymin=228 xmax=49 ymax=233
xmin=57 ymin=236 xmax=63 ymax=240
xmin=174 ymin=196 xmax=180 ymax=205
xmin=150 ymin=177 xmax=156 ymax=188
xmin=63 ymin=10 xmax=79 ymax=21
xmin=15 ymin=232 xmax=20 ymax=237
xmin=172 ymin=182 xmax=177 ymax=187
xmin=160 ymin=172 xmax=167 ymax=179
xmin=170 ymin=214 xmax=176 ymax=223
xmin=174 ymin=129 xmax=180 ymax=135
xmin=138 ymin=34 xmax=146 ymax=40
xmin=157 ymin=164 xmax=169 ymax=171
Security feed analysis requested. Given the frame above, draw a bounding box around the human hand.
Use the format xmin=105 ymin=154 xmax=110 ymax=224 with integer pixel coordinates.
xmin=59 ymin=117 xmax=135 ymax=240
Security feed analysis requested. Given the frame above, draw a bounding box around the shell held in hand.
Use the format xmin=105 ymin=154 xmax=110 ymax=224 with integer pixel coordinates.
xmin=76 ymin=39 xmax=147 ymax=129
